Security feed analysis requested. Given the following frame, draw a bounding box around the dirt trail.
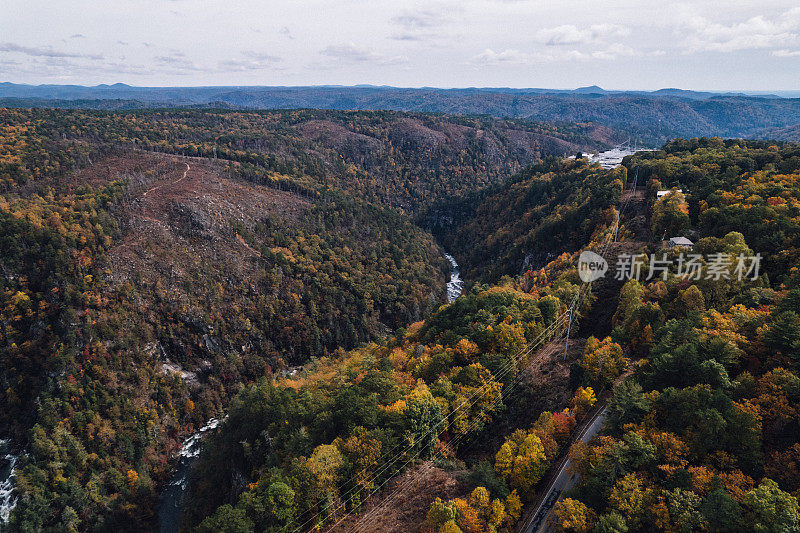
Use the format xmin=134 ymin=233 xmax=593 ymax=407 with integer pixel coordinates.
xmin=143 ymin=162 xmax=190 ymax=198
xmin=113 ymin=160 xmax=196 ymax=251
xmin=235 ymin=233 xmax=262 ymax=257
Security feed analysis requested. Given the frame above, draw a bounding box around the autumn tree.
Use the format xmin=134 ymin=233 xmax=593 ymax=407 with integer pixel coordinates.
xmin=743 ymin=479 xmax=800 ymax=533
xmin=553 ymin=498 xmax=596 ymax=532
xmin=581 ymin=337 xmax=627 ymax=389
xmin=571 ymin=386 xmax=597 ymax=420
xmin=651 ymin=189 xmax=690 ymax=238
xmin=495 ymin=429 xmax=549 ymax=495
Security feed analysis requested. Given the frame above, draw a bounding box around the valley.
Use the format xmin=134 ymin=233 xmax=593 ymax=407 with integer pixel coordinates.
xmin=3 ymin=0 xmax=800 ymax=530
xmin=1 ymin=106 xmax=799 ymax=533
xmin=0 ymin=107 xmax=610 ymax=531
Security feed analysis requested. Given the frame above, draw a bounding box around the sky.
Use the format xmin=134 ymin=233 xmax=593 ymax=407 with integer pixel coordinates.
xmin=2 ymin=0 xmax=800 ymax=91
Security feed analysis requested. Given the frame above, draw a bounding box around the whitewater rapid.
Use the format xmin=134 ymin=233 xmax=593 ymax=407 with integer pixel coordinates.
xmin=156 ymin=252 xmax=463 ymax=530
xmin=445 ymin=253 xmax=463 ymax=302
xmin=157 ymin=417 xmax=222 ymax=533
xmin=0 ymin=439 xmax=18 ymax=523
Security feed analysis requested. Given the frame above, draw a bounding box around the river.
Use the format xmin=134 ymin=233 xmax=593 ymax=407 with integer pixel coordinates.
xmin=444 ymin=253 xmax=463 ymax=302
xmin=157 ymin=418 xmax=221 ymax=533
xmin=0 ymin=439 xmax=18 ymax=524
xmin=156 ymin=252 xmax=463 ymax=530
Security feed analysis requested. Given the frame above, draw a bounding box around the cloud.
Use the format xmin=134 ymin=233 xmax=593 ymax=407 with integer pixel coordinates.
xmin=3 ymin=56 xmax=152 ymax=78
xmin=536 ymin=24 xmax=630 ymax=46
xmin=471 ymin=48 xmax=532 ymax=65
xmin=69 ymin=34 xmax=85 ymax=39
xmin=591 ymin=43 xmax=638 ymax=60
xmin=472 ymin=43 xmax=639 ymax=66
xmin=679 ymin=7 xmax=800 ymax=53
xmin=772 ymin=49 xmax=800 ymax=57
xmin=154 ymin=53 xmax=201 ymax=72
xmin=389 ymin=9 xmax=449 ymax=42
xmin=392 ymin=33 xmax=425 ymax=42
xmin=391 ymin=12 xmax=444 ymax=30
xmin=242 ymin=51 xmax=280 ymax=62
xmin=0 ymin=41 xmax=103 ymax=60
xmin=218 ymin=51 xmax=283 ymax=71
xmin=318 ymin=43 xmax=408 ymax=66
xmin=474 ymin=22 xmax=638 ymax=67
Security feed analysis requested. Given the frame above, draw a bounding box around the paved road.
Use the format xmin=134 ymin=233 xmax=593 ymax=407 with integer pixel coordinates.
xmin=520 ymin=406 xmax=608 ymax=533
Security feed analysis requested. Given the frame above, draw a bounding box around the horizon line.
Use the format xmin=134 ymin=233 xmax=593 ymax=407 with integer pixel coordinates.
xmin=2 ymin=81 xmax=799 ymax=95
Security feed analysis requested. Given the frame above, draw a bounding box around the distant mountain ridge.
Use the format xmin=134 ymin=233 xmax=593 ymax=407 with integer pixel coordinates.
xmin=0 ymin=81 xmax=774 ymax=101
xmin=1 ymin=82 xmax=800 ymax=143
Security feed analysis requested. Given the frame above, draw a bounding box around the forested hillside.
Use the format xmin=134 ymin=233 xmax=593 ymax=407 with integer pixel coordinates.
xmin=181 ymin=139 xmax=800 ymax=533
xmin=1 ymin=108 xmax=610 ymax=213
xmin=1 ymin=107 xmax=468 ymax=530
xmin=179 ymin=160 xmax=627 ymax=531
xmin=2 ymin=84 xmax=800 ymax=144
xmin=3 ymin=101 xmax=800 ymax=533
xmin=426 ymin=158 xmax=624 ymax=281
xmin=0 ymin=105 xmax=618 ymax=531
xmin=0 ymin=106 xmax=609 ymax=531
xmin=547 ymin=139 xmax=800 ymax=532
xmin=185 ymin=284 xmax=573 ymax=531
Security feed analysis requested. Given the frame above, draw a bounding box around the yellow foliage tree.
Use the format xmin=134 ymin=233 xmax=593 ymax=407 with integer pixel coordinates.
xmin=495 ymin=430 xmax=548 ymax=495
xmin=453 ymin=498 xmax=483 ymax=533
xmin=488 ymin=499 xmax=506 ymax=528
xmin=126 ymin=469 xmax=139 ymax=491
xmin=581 ymin=337 xmax=627 ymax=389
xmin=505 ymin=490 xmax=522 ymax=522
xmin=571 ymin=386 xmax=597 ymax=420
xmin=553 ymin=497 xmax=596 ymax=532
xmin=609 ymin=473 xmax=652 ymax=528
xmin=468 ymin=487 xmax=490 ymax=513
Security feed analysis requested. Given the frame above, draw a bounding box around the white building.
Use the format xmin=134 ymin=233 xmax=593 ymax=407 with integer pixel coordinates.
xmin=657 ymin=189 xmax=683 ymax=199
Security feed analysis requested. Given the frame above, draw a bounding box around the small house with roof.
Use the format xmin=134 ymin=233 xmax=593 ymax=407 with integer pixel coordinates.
xmin=668 ymin=236 xmax=694 ymax=248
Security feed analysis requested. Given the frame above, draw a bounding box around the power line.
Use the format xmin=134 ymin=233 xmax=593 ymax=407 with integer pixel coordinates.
xmin=295 ymin=164 xmax=638 ymax=532
xmin=346 ymin=317 xmax=574 ymax=533
xmin=290 ymin=314 xmax=570 ymax=533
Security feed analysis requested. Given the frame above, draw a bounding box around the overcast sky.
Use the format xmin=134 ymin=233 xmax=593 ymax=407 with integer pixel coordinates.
xmin=2 ymin=0 xmax=800 ymax=90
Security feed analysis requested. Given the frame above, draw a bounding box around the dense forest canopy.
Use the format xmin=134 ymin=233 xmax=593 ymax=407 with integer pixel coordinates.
xmin=184 ymin=139 xmax=800 ymax=533
xmin=427 ymin=158 xmax=625 ymax=281
xmin=181 ymin=159 xmax=626 ymax=530
xmin=1 ymin=101 xmax=800 ymax=533
xmin=545 ymin=139 xmax=800 ymax=533
xmin=4 ymin=106 xmax=566 ymax=530
xmin=0 ymin=107 xmax=610 ymax=213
